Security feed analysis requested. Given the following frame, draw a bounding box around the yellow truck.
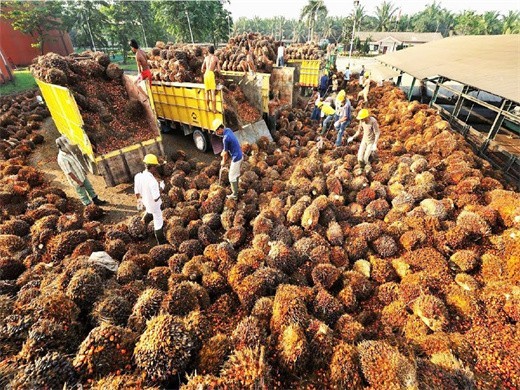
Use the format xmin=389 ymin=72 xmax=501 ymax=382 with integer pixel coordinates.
xmin=148 ymin=75 xmax=272 ymax=154
xmin=287 ymin=59 xmax=324 ymax=88
xmin=36 ymin=75 xmax=163 ymax=187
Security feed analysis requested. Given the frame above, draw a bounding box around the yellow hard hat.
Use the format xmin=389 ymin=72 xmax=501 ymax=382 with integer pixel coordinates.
xmin=212 ymin=118 xmax=223 ymax=131
xmin=337 ymin=90 xmax=346 ymax=101
xmin=364 ymin=72 xmax=370 ymax=78
xmin=316 ymin=101 xmax=323 ymax=108
xmin=357 ymin=108 xmax=370 ymax=120
xmin=143 ymin=154 xmax=159 ymax=165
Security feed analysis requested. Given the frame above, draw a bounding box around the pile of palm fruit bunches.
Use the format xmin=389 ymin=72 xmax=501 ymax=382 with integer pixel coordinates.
xmin=0 ymin=69 xmax=519 ymax=388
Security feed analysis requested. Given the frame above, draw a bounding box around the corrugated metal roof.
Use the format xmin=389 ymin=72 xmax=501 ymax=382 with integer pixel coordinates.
xmin=377 ymin=35 xmax=520 ymax=103
xmin=356 ymin=31 xmax=443 ymax=43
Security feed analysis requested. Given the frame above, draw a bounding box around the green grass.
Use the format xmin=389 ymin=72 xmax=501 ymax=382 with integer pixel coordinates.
xmin=0 ymin=69 xmax=37 ymax=96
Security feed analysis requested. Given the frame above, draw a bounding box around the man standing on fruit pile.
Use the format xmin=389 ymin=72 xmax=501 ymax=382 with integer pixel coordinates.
xmin=201 ymin=46 xmax=221 ymax=114
xmin=56 ymin=136 xmax=107 ymax=207
xmin=134 ymin=154 xmax=166 ymax=245
xmin=333 ymin=90 xmax=352 ymax=147
xmin=214 ymin=119 xmax=242 ymax=200
xmin=347 ymin=108 xmax=380 ymax=174
xmin=130 ymin=39 xmax=152 ymax=102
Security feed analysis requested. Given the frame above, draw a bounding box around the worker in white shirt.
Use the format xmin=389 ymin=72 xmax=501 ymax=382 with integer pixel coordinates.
xmin=56 ymin=136 xmax=106 ymax=206
xmin=357 ymin=72 xmax=371 ymax=104
xmin=348 ymin=108 xmax=380 ymax=173
xmin=134 ymin=154 xmax=166 ymax=245
xmin=276 ymin=42 xmax=285 ymax=67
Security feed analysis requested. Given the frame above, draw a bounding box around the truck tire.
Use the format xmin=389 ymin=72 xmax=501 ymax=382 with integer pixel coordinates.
xmin=193 ymin=129 xmax=210 ymax=152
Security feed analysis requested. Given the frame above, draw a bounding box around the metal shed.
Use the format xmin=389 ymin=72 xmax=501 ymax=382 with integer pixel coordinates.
xmin=376 ymin=35 xmax=520 ymax=185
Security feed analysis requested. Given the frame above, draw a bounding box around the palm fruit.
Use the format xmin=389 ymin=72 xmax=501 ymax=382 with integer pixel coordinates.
xmin=277 ymin=323 xmax=309 ymax=374
xmin=178 ymin=239 xmax=204 ymax=257
xmin=305 ymin=319 xmax=336 ymax=369
xmin=271 ymin=284 xmax=310 ymax=336
xmin=83 ymin=203 xmax=104 ymax=221
xmin=326 ymin=221 xmax=343 ymax=246
xmin=197 ymin=333 xmax=232 ymax=375
xmin=65 ymin=268 xmax=103 ymax=310
xmin=342 ymin=270 xmax=374 ymax=301
xmin=73 ymin=324 xmax=136 ymax=377
xmin=92 ymin=373 xmax=152 ymax=390
xmin=202 ymin=271 xmax=228 ymax=297
xmin=71 ymin=239 xmax=103 ymax=258
xmin=20 ymin=318 xmax=79 ymax=360
xmin=0 ymin=234 xmax=25 ymax=255
xmin=0 ymin=219 xmax=30 ymax=236
xmin=9 ymin=352 xmax=77 ymax=389
xmin=412 ymin=294 xmax=448 ymax=332
xmin=312 ymin=288 xmax=344 ymax=326
xmin=45 ymin=230 xmax=88 ymax=262
xmin=311 ymin=263 xmax=341 ymax=290
xmin=134 ymin=314 xmax=196 ymax=382
xmin=358 ymin=340 xmax=418 ymax=388
xmin=116 ymin=260 xmax=143 ymax=284
xmin=266 ymin=241 xmax=297 ymax=274
xmin=25 ymin=289 xmax=80 ymax=324
xmin=301 ymin=204 xmax=320 ymax=230
xmin=149 ymin=244 xmax=176 ymax=267
xmin=127 ymin=215 xmax=147 ymax=239
xmin=232 ymin=316 xmax=267 ymax=351
xmin=329 ymin=342 xmax=363 ymax=389
xmin=450 ymin=249 xmax=480 ymax=272
xmin=181 ymin=374 xmax=222 ymax=389
xmin=92 ymin=293 xmax=132 ymax=327
xmin=56 ymin=213 xmax=83 ymax=232
xmin=371 ymin=234 xmax=399 ymax=258
xmin=162 ymin=280 xmax=210 ymax=315
xmin=220 ymin=346 xmax=272 ymax=389
xmin=0 ymin=257 xmax=25 ymax=280
xmin=105 ymin=238 xmax=127 ymax=260
xmin=251 ymin=296 xmax=274 ymax=325
xmin=127 ymin=288 xmax=165 ymax=333
xmin=147 ymin=266 xmax=171 ymax=291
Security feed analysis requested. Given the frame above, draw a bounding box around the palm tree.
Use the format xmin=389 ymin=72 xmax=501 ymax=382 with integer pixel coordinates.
xmin=502 ymin=10 xmax=520 ymax=34
xmin=481 ymin=11 xmax=502 ymax=35
xmin=374 ymin=1 xmax=398 ymax=32
xmin=352 ymin=5 xmax=366 ymax=31
xmin=292 ymin=21 xmax=307 ymax=43
xmin=300 ymin=0 xmax=327 ymax=42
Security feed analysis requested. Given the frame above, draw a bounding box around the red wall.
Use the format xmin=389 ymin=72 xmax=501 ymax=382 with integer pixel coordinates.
xmin=0 ymin=19 xmax=73 ymax=67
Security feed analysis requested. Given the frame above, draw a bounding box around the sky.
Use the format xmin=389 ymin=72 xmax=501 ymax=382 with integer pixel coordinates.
xmin=226 ymin=0 xmax=520 ymax=19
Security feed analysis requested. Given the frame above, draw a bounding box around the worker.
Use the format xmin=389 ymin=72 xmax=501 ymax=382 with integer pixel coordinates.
xmin=213 ymin=119 xmax=243 ymax=200
xmin=240 ymin=45 xmax=256 ymax=76
xmin=309 ymin=87 xmax=321 ymax=120
xmin=317 ymin=100 xmax=336 ymax=136
xmin=276 ymin=42 xmax=285 ymax=67
xmin=267 ymin=91 xmax=279 ymax=133
xmin=347 ymin=108 xmax=380 ymax=173
xmin=344 ymin=65 xmax=351 ymax=82
xmin=201 ymin=45 xmax=221 ymax=114
xmin=331 ymin=74 xmax=339 ymax=93
xmin=359 ymin=64 xmax=365 ymax=83
xmin=334 ymin=92 xmax=352 ymax=147
xmin=319 ymin=72 xmax=329 ymax=97
xmin=56 ymin=136 xmax=107 ymax=207
xmin=357 ymin=73 xmax=371 ymax=104
xmin=129 ymin=39 xmax=152 ymax=86
xmin=134 ymin=154 xmax=166 ymax=245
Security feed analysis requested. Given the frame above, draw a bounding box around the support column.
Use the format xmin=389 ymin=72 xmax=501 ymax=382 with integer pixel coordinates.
xmin=451 ymin=85 xmax=469 ymax=121
xmin=480 ymin=99 xmax=513 ymax=155
xmin=429 ymin=78 xmax=443 ymax=108
xmin=407 ymin=77 xmax=416 ymax=101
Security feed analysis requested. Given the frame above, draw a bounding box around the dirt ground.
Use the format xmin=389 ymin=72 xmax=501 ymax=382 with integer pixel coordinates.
xmin=30 ymin=117 xmax=219 ymax=225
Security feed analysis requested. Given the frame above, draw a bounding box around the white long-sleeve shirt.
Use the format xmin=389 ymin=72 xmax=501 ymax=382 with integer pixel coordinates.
xmin=134 ymin=170 xmax=162 ymax=214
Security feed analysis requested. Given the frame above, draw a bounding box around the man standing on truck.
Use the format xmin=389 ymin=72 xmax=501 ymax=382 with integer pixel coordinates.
xmin=130 ymin=39 xmax=152 ymax=88
xmin=240 ymin=45 xmax=256 ymax=76
xmin=201 ymin=46 xmax=221 ymax=114
xmin=213 ymin=119 xmax=242 ymax=200
xmin=347 ymin=108 xmax=380 ymax=174
xmin=134 ymin=154 xmax=166 ymax=245
xmin=56 ymin=136 xmax=107 ymax=207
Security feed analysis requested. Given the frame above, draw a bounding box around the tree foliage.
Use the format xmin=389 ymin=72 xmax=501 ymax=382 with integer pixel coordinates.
xmin=0 ymin=0 xmax=66 ymax=54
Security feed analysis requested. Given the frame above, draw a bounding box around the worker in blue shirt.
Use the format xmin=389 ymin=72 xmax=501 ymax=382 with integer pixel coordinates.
xmin=319 ymin=73 xmax=329 ymax=97
xmin=213 ymin=118 xmax=243 ymax=200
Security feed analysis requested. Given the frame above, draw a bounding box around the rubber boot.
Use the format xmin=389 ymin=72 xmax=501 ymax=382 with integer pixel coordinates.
xmin=92 ymin=196 xmax=107 ymax=206
xmin=142 ymin=212 xmax=153 ymax=225
xmin=227 ymin=181 xmax=239 ymax=200
xmin=154 ymin=228 xmax=166 ymax=245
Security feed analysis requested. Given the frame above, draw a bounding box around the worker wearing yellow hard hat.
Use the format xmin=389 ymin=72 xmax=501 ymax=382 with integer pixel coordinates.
xmin=213 ymin=118 xmax=243 ymax=200
xmin=347 ymin=108 xmax=380 ymax=174
xmin=317 ymin=99 xmax=336 ymax=136
xmin=333 ymin=91 xmax=352 ymax=146
xmin=135 ymin=153 xmax=166 ymax=244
